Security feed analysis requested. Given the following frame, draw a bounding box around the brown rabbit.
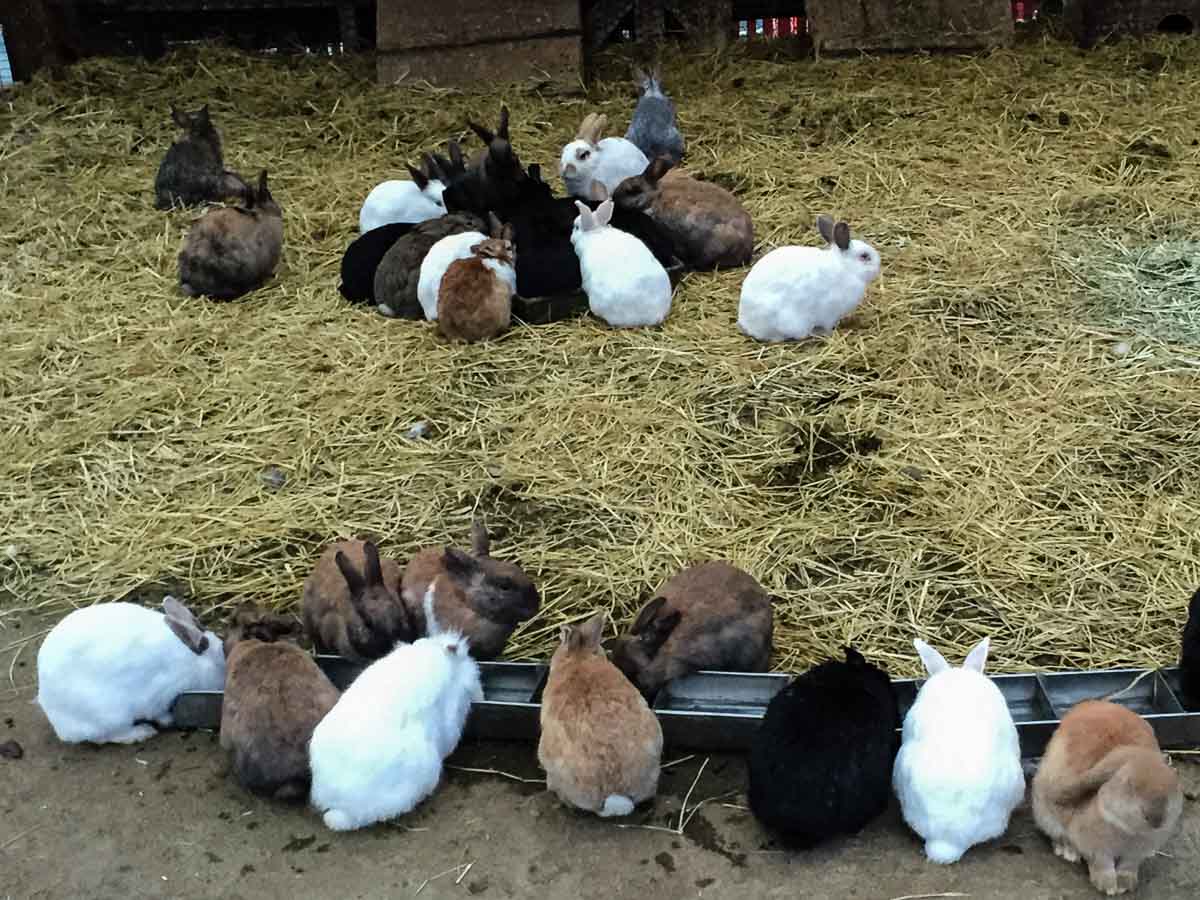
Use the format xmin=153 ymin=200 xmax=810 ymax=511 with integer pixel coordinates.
xmin=611 ymin=561 xmax=773 ymax=699
xmin=154 ymin=104 xmax=244 ymax=209
xmin=437 ymin=227 xmax=517 ymax=343
xmin=219 ymin=604 xmax=340 ymax=803
xmin=538 ymin=611 xmax=662 ymax=817
xmin=302 ymin=539 xmax=415 ymax=662
xmin=178 ymin=170 xmax=283 ymax=300
xmin=400 ymin=519 xmax=539 ymax=660
xmin=611 ymin=157 xmax=753 ymax=271
xmin=1032 ymin=700 xmax=1183 ymax=895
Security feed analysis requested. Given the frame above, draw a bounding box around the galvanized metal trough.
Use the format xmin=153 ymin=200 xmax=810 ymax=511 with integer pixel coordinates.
xmin=171 ymin=656 xmax=1200 ymax=758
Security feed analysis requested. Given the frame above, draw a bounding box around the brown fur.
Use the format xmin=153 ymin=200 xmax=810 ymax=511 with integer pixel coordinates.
xmin=611 ymin=561 xmax=773 ymax=698
xmin=302 ymin=539 xmax=413 ymax=662
xmin=220 ymin=618 xmax=340 ymax=804
xmin=575 ymin=112 xmax=607 ymax=145
xmin=373 ymin=212 xmax=488 ymax=319
xmin=400 ymin=519 xmax=539 ymax=660
xmin=538 ymin=612 xmax=662 ymax=815
xmin=437 ymin=234 xmax=516 ymax=343
xmin=1032 ymin=700 xmax=1183 ymax=895
xmin=612 ymin=157 xmax=753 ymax=270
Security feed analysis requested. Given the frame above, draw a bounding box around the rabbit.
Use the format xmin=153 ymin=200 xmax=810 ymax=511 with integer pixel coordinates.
xmin=625 ymin=68 xmax=685 ymax=166
xmin=373 ymin=211 xmax=488 ymax=319
xmin=738 ymin=215 xmax=882 ymax=342
xmin=560 ymin=113 xmax=649 ymax=200
xmin=748 ymin=647 xmax=900 ymax=848
xmin=358 ymin=155 xmax=447 ymax=234
xmin=178 ymin=170 xmax=284 ymax=301
xmin=571 ymin=199 xmax=672 ymax=328
xmin=36 ymin=596 xmax=225 ymax=744
xmin=539 ymin=611 xmax=662 ymax=817
xmin=1032 ymin=699 xmax=1183 ymax=895
xmin=302 ymin=539 xmax=414 ymax=663
xmin=219 ymin=604 xmax=340 ymax=803
xmin=610 ymin=560 xmax=773 ymax=699
xmin=400 ymin=518 xmax=539 ymax=661
xmin=416 ymin=215 xmax=506 ymax=320
xmin=1180 ymin=587 xmax=1200 ymax=710
xmin=308 ymin=609 xmax=482 ymax=831
xmin=892 ymin=637 xmax=1025 ymax=864
xmin=438 ymin=230 xmax=517 ymax=343
xmin=441 ymin=107 xmax=532 ymax=219
xmin=153 ymin=104 xmax=244 ymax=209
xmin=611 ymin=157 xmax=753 ymax=270
xmin=338 ymin=221 xmax=414 ymax=304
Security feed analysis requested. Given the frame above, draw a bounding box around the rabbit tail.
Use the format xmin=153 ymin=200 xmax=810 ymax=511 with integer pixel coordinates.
xmin=600 ymin=795 xmax=635 ymax=817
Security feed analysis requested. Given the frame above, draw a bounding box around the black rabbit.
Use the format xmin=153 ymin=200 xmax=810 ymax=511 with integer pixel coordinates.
xmin=154 ymin=104 xmax=243 ymax=209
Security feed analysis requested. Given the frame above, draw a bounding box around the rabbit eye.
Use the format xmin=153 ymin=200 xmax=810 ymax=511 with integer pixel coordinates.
xmin=579 ymin=150 xmax=590 ymax=161
xmin=859 ymin=252 xmax=870 ymax=262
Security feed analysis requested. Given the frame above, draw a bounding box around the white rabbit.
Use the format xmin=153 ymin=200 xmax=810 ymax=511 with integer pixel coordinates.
xmin=571 ymin=199 xmax=672 ymax=328
xmin=560 ymin=113 xmax=649 ymax=200
xmin=737 ymin=215 xmax=881 ymax=342
xmin=308 ymin=590 xmax=482 ymax=832
xmin=359 ymin=159 xmax=446 ymax=234
xmin=36 ymin=597 xmax=225 ymax=744
xmin=417 ymin=230 xmax=489 ymax=320
xmin=892 ymin=637 xmax=1025 ymax=864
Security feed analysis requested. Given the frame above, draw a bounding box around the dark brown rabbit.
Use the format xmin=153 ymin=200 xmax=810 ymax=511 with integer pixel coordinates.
xmin=611 ymin=560 xmax=773 ymax=698
xmin=154 ymin=104 xmax=244 ymax=209
xmin=611 ymin=157 xmax=753 ymax=270
xmin=437 ymin=229 xmax=516 ymax=343
xmin=178 ymin=170 xmax=284 ymax=300
xmin=302 ymin=539 xmax=415 ymax=662
xmin=401 ymin=519 xmax=539 ymax=660
xmin=220 ymin=604 xmax=340 ymax=803
xmin=443 ymin=106 xmax=530 ymax=218
xmin=373 ymin=211 xmax=488 ymax=319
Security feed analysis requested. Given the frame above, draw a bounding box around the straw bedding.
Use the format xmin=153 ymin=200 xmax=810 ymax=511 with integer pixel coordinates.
xmin=2 ymin=35 xmax=1198 ymax=676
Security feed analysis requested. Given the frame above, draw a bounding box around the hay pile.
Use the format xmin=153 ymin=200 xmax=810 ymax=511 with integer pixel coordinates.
xmin=2 ymin=36 xmax=1199 ymax=676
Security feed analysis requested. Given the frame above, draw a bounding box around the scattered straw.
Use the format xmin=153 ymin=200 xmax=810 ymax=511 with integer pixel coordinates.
xmin=1 ymin=37 xmax=1199 ymax=675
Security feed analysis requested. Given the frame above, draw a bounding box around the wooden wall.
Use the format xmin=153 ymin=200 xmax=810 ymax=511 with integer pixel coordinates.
xmin=806 ymin=0 xmax=1013 ymax=53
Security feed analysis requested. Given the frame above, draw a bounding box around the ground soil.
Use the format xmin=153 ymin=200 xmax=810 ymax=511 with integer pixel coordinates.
xmin=2 ymin=612 xmax=1198 ymax=900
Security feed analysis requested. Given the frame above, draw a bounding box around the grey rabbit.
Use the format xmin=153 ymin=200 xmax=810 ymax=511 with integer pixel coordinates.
xmin=624 ymin=69 xmax=685 ymax=167
xmin=154 ymin=104 xmax=244 ymax=209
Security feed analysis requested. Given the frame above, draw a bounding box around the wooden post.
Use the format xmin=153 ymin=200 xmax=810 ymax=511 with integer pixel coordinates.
xmin=1 ymin=0 xmax=84 ymax=81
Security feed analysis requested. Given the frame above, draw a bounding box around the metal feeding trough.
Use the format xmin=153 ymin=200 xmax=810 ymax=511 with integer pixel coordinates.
xmin=170 ymin=657 xmax=1200 ymax=759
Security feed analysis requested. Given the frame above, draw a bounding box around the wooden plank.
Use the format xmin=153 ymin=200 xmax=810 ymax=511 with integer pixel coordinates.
xmin=807 ymin=0 xmax=1013 ymax=53
xmin=377 ymin=33 xmax=582 ymax=87
xmin=377 ymin=0 xmax=580 ymax=53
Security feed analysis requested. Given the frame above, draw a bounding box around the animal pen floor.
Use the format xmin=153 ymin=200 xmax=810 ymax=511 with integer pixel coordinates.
xmin=2 ymin=40 xmax=1200 ymax=673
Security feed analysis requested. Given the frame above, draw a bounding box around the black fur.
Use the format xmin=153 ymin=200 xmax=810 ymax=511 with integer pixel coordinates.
xmin=747 ymin=647 xmax=899 ymax=849
xmin=338 ymin=223 xmax=414 ymax=303
xmin=154 ymin=106 xmax=232 ymax=209
xmin=1181 ymin=587 xmax=1200 ymax=710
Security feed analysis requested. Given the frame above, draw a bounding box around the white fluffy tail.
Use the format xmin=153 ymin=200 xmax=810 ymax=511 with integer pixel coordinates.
xmin=323 ymin=809 xmax=356 ymax=832
xmin=599 ymin=795 xmax=635 ymax=818
xmin=422 ymin=579 xmax=440 ymax=636
xmin=925 ymin=839 xmax=965 ymax=865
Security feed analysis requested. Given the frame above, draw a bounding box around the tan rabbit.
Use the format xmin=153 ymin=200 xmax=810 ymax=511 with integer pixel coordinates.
xmin=437 ymin=228 xmax=517 ymax=344
xmin=538 ymin=611 xmax=662 ymax=817
xmin=302 ymin=539 xmax=414 ymax=662
xmin=611 ymin=156 xmax=753 ymax=270
xmin=401 ymin=519 xmax=539 ymax=660
xmin=611 ymin=561 xmax=773 ymax=699
xmin=1032 ymin=700 xmax=1183 ymax=895
xmin=220 ymin=604 xmax=340 ymax=803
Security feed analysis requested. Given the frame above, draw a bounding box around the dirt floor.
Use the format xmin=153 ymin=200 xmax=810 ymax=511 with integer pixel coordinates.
xmin=2 ymin=613 xmax=1198 ymax=900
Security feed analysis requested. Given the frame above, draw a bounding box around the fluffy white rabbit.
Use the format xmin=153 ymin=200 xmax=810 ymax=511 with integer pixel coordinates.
xmin=892 ymin=637 xmax=1025 ymax=864
xmin=359 ymin=160 xmax=446 ymax=234
xmin=417 ymin=230 xmax=490 ymax=320
xmin=737 ymin=215 xmax=881 ymax=342
xmin=571 ymin=199 xmax=671 ymax=328
xmin=36 ymin=597 xmax=225 ymax=744
xmin=309 ymin=587 xmax=482 ymax=832
xmin=560 ymin=113 xmax=649 ymax=200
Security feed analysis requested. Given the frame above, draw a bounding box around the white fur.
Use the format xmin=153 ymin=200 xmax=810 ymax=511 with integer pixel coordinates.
xmin=417 ymin=231 xmax=488 ymax=320
xmin=737 ymin=237 xmax=881 ymax=342
xmin=600 ymin=795 xmax=635 ymax=817
xmin=36 ymin=600 xmax=225 ymax=744
xmin=309 ymin=630 xmax=482 ymax=831
xmin=359 ymin=179 xmax=446 ymax=233
xmin=560 ymin=138 xmax=649 ymax=200
xmin=571 ymin=200 xmax=671 ymax=328
xmin=892 ymin=638 xmax=1025 ymax=864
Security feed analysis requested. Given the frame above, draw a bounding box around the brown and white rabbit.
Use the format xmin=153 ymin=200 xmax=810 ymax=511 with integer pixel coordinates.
xmin=178 ymin=170 xmax=283 ymax=300
xmin=154 ymin=104 xmax=244 ymax=209
xmin=611 ymin=156 xmax=753 ymax=270
xmin=1032 ymin=699 xmax=1183 ymax=895
xmin=219 ymin=604 xmax=340 ymax=803
xmin=437 ymin=226 xmax=517 ymax=343
xmin=611 ymin=561 xmax=773 ymax=699
xmin=538 ymin=611 xmax=662 ymax=817
xmin=302 ymin=539 xmax=415 ymax=663
xmin=400 ymin=519 xmax=539 ymax=660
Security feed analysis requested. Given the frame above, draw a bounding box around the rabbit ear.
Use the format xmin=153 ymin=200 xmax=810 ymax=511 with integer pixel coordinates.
xmin=487 ymin=212 xmax=504 ymax=238
xmin=449 ymin=141 xmax=465 ymax=171
xmin=816 ymin=214 xmax=836 ymax=245
xmin=407 ymin=163 xmax=429 ymax=190
xmin=644 ymin=156 xmax=672 ymax=182
xmin=592 ymin=114 xmax=609 ymax=141
xmin=630 ymin=596 xmax=667 ymax=635
xmin=574 ymin=200 xmax=595 ymax=231
xmin=963 ymin=637 xmax=990 ymax=673
xmin=335 ymin=550 xmax=365 ymax=594
xmin=170 ymin=105 xmax=186 ymax=127
xmin=833 ymin=221 xmax=851 ymax=251
xmin=470 ymin=518 xmax=491 ymax=557
xmin=502 ymin=223 xmax=515 ymax=244
xmin=593 ymin=199 xmax=614 ymax=228
xmin=422 ymin=579 xmax=441 ymax=635
xmin=576 ymin=113 xmax=597 ymax=142
xmin=844 ymin=646 xmax=866 ymax=666
xmin=256 ymin=170 xmax=269 ymax=200
xmin=914 ymin=639 xmax=949 ymax=676
xmin=468 ymin=118 xmax=495 ymax=146
xmin=163 ymin=596 xmax=209 ymax=656
xmin=362 ymin=541 xmax=384 ymax=586
xmin=587 ymin=180 xmax=609 ymax=202
xmin=196 ymin=105 xmax=210 ymax=126
xmin=497 ymin=105 xmax=510 ymax=140
xmin=571 ymin=612 xmax=606 ymax=650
